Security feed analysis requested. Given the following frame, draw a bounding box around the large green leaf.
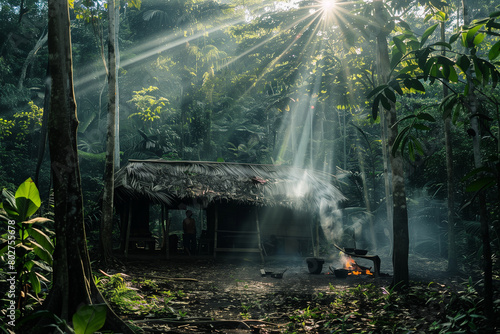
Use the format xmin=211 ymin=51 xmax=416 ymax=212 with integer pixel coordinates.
xmin=1 ymin=189 xmax=19 ymax=219
xmin=416 ymin=112 xmax=436 ymax=122
xmin=465 ymin=177 xmax=496 ymax=192
xmin=420 ymin=24 xmax=438 ymax=47
xmin=472 ymin=33 xmax=486 ymax=46
xmin=464 ymin=24 xmax=484 ymax=47
xmin=430 ymin=41 xmax=452 ymax=50
xmin=379 ymin=94 xmax=391 ymax=110
xmin=28 ymin=271 xmax=41 ymax=294
xmin=423 ymin=58 xmax=436 ymax=79
xmin=30 ymin=240 xmax=53 ymax=266
xmin=488 ymin=40 xmax=500 ymax=60
xmin=384 ymin=87 xmax=396 ymax=103
xmin=413 ymin=123 xmax=431 ymax=131
xmin=72 ymin=304 xmax=107 ymax=334
xmin=15 ymin=178 xmax=41 ymax=221
xmin=366 ymin=85 xmax=387 ymax=99
xmin=391 ymin=48 xmax=403 ymax=68
xmin=411 ymin=136 xmax=425 ymax=156
xmin=456 ymin=54 xmax=470 ymax=73
xmin=473 ymin=57 xmax=484 ymax=85
xmin=393 ymin=36 xmax=406 ymax=54
xmin=392 ymin=125 xmax=411 ymax=157
xmin=449 ymin=32 xmax=460 ymax=45
xmin=28 ymin=227 xmax=55 ymax=255
xmin=403 ymin=78 xmax=425 ymax=92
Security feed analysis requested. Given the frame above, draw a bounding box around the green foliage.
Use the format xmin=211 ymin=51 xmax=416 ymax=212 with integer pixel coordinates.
xmin=16 ymin=304 xmax=107 ymax=334
xmin=0 ymin=178 xmax=54 ymax=313
xmin=128 ymin=86 xmax=170 ymax=124
xmin=95 ymin=273 xmax=187 ymax=318
xmin=72 ymin=304 xmax=107 ymax=334
xmin=392 ymin=111 xmax=436 ymax=161
xmin=369 ymin=13 xmax=500 ymax=119
xmin=0 ymin=101 xmax=43 ymax=141
xmin=283 ymin=281 xmax=493 ymax=333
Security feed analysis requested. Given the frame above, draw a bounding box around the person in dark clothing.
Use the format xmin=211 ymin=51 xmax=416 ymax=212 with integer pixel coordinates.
xmin=183 ymin=210 xmax=197 ymax=255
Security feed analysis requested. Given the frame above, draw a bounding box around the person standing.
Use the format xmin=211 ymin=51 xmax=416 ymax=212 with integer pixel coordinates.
xmin=183 ymin=210 xmax=197 ymax=255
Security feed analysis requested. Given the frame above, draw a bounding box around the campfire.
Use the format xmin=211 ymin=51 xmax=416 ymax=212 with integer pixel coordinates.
xmin=342 ymin=254 xmax=373 ymax=276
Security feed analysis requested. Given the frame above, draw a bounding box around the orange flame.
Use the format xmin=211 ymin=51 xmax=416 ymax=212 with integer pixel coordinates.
xmin=342 ymin=254 xmax=373 ymax=276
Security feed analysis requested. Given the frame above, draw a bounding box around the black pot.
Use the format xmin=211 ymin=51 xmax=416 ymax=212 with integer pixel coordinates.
xmin=306 ymin=257 xmax=325 ymax=274
xmin=354 ymin=249 xmax=368 ymax=255
xmin=334 ymin=268 xmax=349 ymax=278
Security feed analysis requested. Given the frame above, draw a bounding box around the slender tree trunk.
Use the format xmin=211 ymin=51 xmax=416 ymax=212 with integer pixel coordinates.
xmin=462 ymin=0 xmax=493 ymax=321
xmin=374 ymin=0 xmax=408 ymax=288
xmin=444 ymin=116 xmax=457 ymax=271
xmin=18 ymin=32 xmax=47 ymax=90
xmin=114 ymin=1 xmax=120 ymax=170
xmin=39 ymin=2 xmax=132 ymax=332
xmin=440 ymin=21 xmax=458 ymax=273
xmin=34 ymin=65 xmax=50 ymax=186
xmin=100 ymin=0 xmax=118 ymax=266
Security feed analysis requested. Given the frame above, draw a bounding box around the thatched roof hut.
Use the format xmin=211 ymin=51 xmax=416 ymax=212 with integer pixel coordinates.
xmin=114 ymin=159 xmax=346 ymax=211
xmin=114 ymin=160 xmax=347 ymax=259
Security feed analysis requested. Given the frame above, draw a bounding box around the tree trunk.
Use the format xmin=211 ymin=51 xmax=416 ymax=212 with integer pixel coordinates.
xmin=114 ymin=1 xmax=121 ymax=170
xmin=100 ymin=0 xmax=118 ymax=266
xmin=374 ymin=0 xmax=408 ymax=288
xmin=18 ymin=32 xmax=48 ymax=90
xmin=38 ymin=1 xmax=132 ymax=332
xmin=45 ymin=0 xmax=90 ymax=320
xmin=34 ymin=65 xmax=50 ymax=187
xmin=440 ymin=21 xmax=458 ymax=273
xmin=462 ymin=0 xmax=493 ymax=321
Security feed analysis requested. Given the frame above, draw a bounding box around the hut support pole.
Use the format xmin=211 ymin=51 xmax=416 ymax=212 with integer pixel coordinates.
xmin=165 ymin=208 xmax=170 ymax=259
xmin=256 ymin=210 xmax=265 ymax=264
xmin=315 ymin=216 xmax=320 ymax=257
xmin=161 ymin=205 xmax=165 ymax=249
xmin=124 ymin=204 xmax=132 ymax=259
xmin=213 ymin=205 xmax=218 ymax=259
xmin=161 ymin=205 xmax=170 ymax=259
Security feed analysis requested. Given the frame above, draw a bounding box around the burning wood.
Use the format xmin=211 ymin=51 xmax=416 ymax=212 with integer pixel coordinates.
xmin=341 ymin=254 xmax=373 ymax=276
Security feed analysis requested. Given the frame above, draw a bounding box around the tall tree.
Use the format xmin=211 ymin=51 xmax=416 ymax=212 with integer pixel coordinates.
xmin=113 ymin=0 xmax=120 ymax=170
xmin=100 ymin=0 xmax=118 ymax=266
xmin=438 ymin=13 xmax=458 ymax=273
xmin=38 ymin=0 xmax=132 ymax=331
xmin=373 ymin=0 xmax=409 ymax=287
xmin=461 ymin=0 xmax=493 ymax=319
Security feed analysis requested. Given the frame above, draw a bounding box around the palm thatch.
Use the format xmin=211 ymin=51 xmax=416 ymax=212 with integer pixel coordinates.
xmin=114 ymin=159 xmax=346 ymax=211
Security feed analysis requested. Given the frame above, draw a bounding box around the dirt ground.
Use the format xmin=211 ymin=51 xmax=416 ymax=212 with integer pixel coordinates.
xmin=105 ymin=250 xmax=467 ymax=333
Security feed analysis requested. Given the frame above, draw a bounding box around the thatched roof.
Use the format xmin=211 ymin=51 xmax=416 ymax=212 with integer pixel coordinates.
xmin=114 ymin=160 xmax=346 ymax=211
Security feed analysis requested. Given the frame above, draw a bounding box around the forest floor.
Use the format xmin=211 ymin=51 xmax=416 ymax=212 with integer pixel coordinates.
xmin=99 ymin=250 xmax=498 ymax=333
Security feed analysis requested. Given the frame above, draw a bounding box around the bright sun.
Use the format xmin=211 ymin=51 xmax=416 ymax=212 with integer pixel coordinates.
xmin=320 ymin=0 xmax=337 ymax=12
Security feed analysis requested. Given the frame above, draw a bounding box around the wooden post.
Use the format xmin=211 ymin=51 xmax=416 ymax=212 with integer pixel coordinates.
xmin=165 ymin=208 xmax=170 ymax=259
xmin=255 ymin=209 xmax=264 ymax=264
xmin=310 ymin=217 xmax=315 ymax=257
xmin=161 ymin=204 xmax=165 ymax=249
xmin=213 ymin=205 xmax=218 ymax=259
xmin=315 ymin=215 xmax=320 ymax=257
xmin=124 ymin=204 xmax=132 ymax=259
